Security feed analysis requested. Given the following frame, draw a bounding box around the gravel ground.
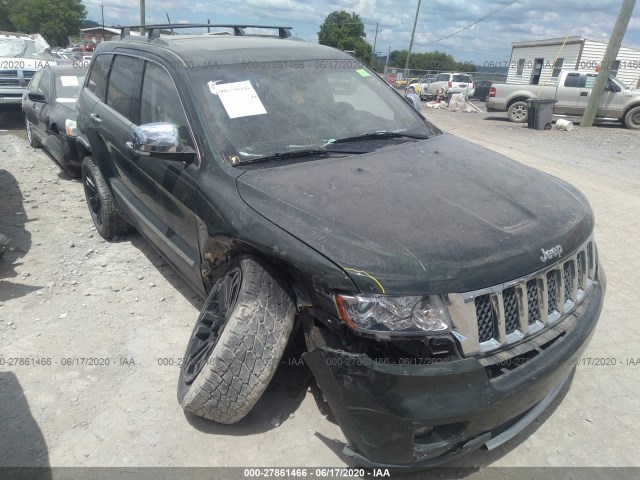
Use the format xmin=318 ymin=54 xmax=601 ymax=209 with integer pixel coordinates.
xmin=1 ymin=104 xmax=639 ymax=474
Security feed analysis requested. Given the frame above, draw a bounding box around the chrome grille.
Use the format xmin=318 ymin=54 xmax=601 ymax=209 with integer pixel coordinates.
xmin=448 ymin=238 xmax=596 ymax=356
xmin=0 ymin=70 xmax=19 ymax=87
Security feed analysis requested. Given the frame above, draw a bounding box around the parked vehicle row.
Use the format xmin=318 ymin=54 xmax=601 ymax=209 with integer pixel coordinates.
xmin=19 ymin=25 xmax=605 ymax=469
xmin=22 ymin=65 xmax=87 ymax=175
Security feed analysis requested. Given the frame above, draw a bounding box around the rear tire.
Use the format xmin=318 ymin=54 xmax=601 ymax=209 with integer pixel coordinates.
xmin=81 ymin=156 xmax=129 ymax=239
xmin=508 ymin=101 xmax=528 ymax=123
xmin=623 ymin=106 xmax=640 ymax=129
xmin=178 ymin=257 xmax=295 ymax=424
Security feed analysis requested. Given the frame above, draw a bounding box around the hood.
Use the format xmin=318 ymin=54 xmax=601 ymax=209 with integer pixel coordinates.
xmin=237 ymin=134 xmax=594 ymax=295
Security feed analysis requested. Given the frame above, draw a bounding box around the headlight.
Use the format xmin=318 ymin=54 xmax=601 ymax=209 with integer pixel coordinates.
xmin=65 ymin=119 xmax=77 ymax=136
xmin=335 ymin=293 xmax=451 ymax=336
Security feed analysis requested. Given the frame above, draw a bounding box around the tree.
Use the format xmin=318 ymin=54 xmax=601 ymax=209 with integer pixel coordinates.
xmin=9 ymin=0 xmax=86 ymax=47
xmin=388 ymin=49 xmax=475 ymax=72
xmin=0 ymin=0 xmax=16 ymax=31
xmin=318 ymin=11 xmax=373 ymax=65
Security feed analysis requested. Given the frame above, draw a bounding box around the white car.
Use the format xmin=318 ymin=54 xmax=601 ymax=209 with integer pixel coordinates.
xmin=421 ymin=72 xmax=475 ymax=99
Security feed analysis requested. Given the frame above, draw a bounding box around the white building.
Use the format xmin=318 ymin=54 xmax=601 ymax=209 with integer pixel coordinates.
xmin=506 ymin=36 xmax=640 ymax=89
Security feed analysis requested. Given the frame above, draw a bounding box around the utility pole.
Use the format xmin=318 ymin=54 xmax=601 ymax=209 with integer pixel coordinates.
xmin=404 ymin=0 xmax=422 ymax=75
xmin=139 ymin=0 xmax=145 ymax=35
xmin=384 ymin=45 xmax=391 ymax=74
xmin=581 ymin=0 xmax=636 ymax=127
xmin=372 ymin=22 xmax=379 ymax=69
xmin=101 ymin=5 xmax=105 ymax=43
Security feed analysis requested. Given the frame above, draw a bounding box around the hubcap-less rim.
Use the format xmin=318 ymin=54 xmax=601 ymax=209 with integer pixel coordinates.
xmin=632 ymin=110 xmax=640 ymax=126
xmin=183 ymin=267 xmax=242 ymax=384
xmin=512 ymin=105 xmax=527 ymax=121
xmin=83 ymin=174 xmax=103 ymax=227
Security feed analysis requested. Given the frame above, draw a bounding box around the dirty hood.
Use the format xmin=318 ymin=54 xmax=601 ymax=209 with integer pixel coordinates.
xmin=236 ymin=134 xmax=593 ymax=294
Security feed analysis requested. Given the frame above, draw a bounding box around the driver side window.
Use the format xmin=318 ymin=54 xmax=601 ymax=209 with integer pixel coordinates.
xmin=27 ymin=71 xmax=43 ymax=92
xmin=140 ymin=61 xmax=194 ymax=148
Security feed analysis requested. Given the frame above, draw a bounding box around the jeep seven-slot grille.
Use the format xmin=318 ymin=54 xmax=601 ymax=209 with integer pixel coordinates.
xmin=453 ymin=239 xmax=595 ymax=355
xmin=474 ymin=295 xmax=494 ymax=343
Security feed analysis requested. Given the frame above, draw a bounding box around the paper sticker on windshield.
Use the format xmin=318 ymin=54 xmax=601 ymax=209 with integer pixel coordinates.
xmin=60 ymin=76 xmax=79 ymax=87
xmin=356 ymin=69 xmax=371 ymax=77
xmin=208 ymin=80 xmax=267 ymax=119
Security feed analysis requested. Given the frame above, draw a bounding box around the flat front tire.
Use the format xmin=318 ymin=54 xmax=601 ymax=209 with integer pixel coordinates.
xmin=178 ymin=257 xmax=295 ymax=424
xmin=81 ymin=156 xmax=129 ymax=239
xmin=508 ymin=101 xmax=529 ymax=123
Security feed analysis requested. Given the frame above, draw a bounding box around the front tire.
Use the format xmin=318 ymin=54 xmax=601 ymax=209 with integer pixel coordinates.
xmin=508 ymin=101 xmax=528 ymax=123
xmin=81 ymin=156 xmax=129 ymax=239
xmin=178 ymin=257 xmax=295 ymax=424
xmin=623 ymin=106 xmax=640 ymax=129
xmin=25 ymin=117 xmax=41 ymax=148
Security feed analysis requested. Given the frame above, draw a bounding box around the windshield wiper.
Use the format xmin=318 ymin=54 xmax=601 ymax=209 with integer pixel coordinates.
xmin=239 ymin=148 xmax=329 ymax=165
xmin=327 ymin=131 xmax=429 ymax=145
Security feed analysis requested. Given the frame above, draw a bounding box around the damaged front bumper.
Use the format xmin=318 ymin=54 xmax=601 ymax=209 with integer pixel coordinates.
xmin=302 ymin=269 xmax=605 ymax=468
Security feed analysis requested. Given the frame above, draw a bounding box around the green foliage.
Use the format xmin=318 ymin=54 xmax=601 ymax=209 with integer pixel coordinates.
xmin=0 ymin=0 xmax=15 ymax=31
xmin=8 ymin=0 xmax=86 ymax=47
xmin=389 ymin=49 xmax=476 ymax=72
xmin=318 ymin=11 xmax=373 ymax=65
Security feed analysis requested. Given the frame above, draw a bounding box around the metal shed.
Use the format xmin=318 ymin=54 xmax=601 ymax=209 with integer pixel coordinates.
xmin=507 ymin=36 xmax=640 ymax=89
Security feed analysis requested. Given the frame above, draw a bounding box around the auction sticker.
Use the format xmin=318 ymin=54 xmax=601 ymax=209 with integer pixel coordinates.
xmin=207 ymin=80 xmax=267 ymax=119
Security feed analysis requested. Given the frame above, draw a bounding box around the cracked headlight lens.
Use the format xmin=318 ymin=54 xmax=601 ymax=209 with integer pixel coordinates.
xmin=335 ymin=293 xmax=451 ymax=335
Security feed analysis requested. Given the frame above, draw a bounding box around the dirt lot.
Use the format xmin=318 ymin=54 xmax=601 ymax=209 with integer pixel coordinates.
xmin=1 ymin=104 xmax=639 ymax=474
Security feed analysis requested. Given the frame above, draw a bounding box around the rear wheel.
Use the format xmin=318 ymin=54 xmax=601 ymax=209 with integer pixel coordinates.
xmin=623 ymin=106 xmax=640 ymax=129
xmin=81 ymin=156 xmax=129 ymax=239
xmin=508 ymin=101 xmax=528 ymax=123
xmin=178 ymin=257 xmax=295 ymax=424
xmin=25 ymin=117 xmax=41 ymax=148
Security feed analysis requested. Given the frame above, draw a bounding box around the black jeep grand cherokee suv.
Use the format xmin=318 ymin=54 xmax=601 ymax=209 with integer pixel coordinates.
xmin=75 ymin=24 xmax=605 ymax=467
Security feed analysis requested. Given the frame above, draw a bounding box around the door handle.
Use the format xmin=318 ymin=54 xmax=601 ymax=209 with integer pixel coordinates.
xmin=90 ymin=113 xmax=102 ymax=124
xmin=31 ymin=103 xmax=36 ymax=108
xmin=580 ymin=92 xmax=588 ymax=96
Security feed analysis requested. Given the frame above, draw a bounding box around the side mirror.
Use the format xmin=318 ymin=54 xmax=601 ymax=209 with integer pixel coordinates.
xmin=126 ymin=122 xmax=195 ymax=163
xmin=27 ymin=92 xmax=46 ymax=102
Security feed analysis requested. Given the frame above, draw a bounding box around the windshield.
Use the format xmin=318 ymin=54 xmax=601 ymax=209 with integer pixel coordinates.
xmin=0 ymin=38 xmax=54 ymax=61
xmin=55 ymin=73 xmax=86 ymax=101
xmin=189 ymin=59 xmax=439 ymax=163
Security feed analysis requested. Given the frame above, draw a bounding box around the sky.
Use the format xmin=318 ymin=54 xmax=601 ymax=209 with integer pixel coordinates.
xmin=82 ymin=0 xmax=640 ymax=65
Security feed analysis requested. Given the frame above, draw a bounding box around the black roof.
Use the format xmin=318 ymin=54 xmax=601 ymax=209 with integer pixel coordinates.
xmin=96 ymin=24 xmax=352 ymax=66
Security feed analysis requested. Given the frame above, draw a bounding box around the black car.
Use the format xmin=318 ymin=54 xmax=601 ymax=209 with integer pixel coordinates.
xmin=22 ymin=64 xmax=87 ymax=176
xmin=473 ymin=80 xmax=493 ymax=101
xmin=75 ymin=24 xmax=605 ymax=468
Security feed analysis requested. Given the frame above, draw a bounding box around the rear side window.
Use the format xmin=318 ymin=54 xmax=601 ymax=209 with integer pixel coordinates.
xmin=564 ymin=73 xmax=581 ymax=88
xmin=106 ymin=55 xmax=143 ymax=120
xmin=86 ymin=54 xmax=113 ymax=101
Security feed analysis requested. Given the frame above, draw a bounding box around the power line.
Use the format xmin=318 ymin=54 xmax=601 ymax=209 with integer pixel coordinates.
xmin=415 ymin=0 xmax=517 ymax=45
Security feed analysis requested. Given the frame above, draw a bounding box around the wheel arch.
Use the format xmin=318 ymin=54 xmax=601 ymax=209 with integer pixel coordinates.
xmin=199 ymin=235 xmax=313 ymax=310
xmin=622 ymin=102 xmax=640 ymax=120
xmin=507 ymin=96 xmax=531 ymax=109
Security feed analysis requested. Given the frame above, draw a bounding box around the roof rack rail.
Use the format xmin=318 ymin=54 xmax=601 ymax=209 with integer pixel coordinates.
xmin=120 ymin=24 xmax=293 ymax=40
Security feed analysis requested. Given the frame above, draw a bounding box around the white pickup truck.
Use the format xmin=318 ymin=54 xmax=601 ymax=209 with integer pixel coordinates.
xmin=486 ymin=70 xmax=640 ymax=129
